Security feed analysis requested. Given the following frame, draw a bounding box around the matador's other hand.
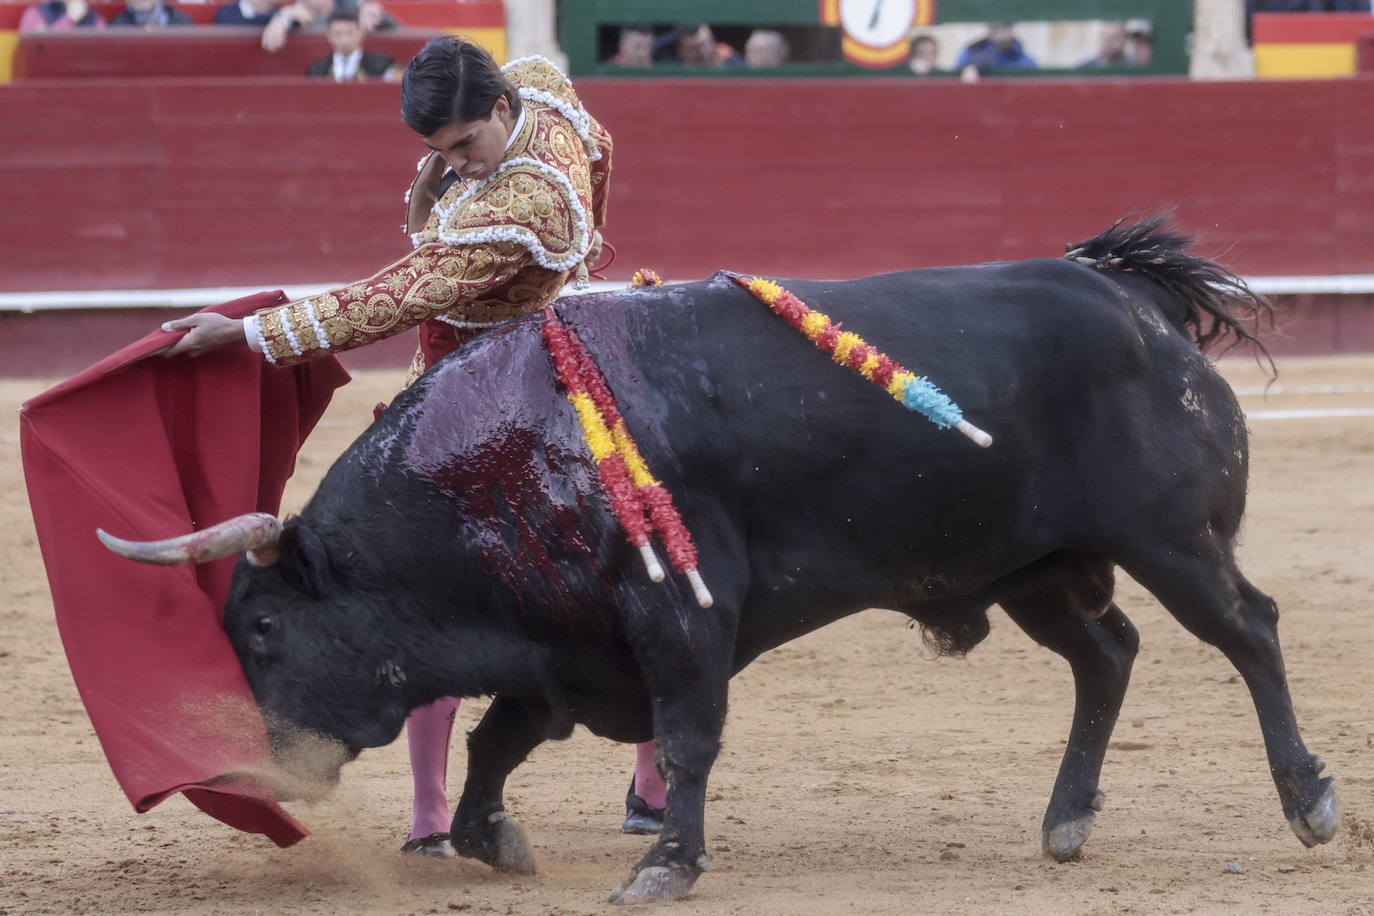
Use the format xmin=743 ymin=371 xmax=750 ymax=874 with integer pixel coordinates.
xmin=158 ymin=312 xmax=248 ymax=358
xmin=407 ymin=152 xmax=447 ymax=234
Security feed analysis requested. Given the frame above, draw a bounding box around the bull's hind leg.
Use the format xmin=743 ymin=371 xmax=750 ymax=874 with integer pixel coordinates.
xmin=1121 ymin=548 xmax=1338 ymax=847
xmin=448 ymin=695 xmax=542 ymax=874
xmin=1000 ymin=599 xmax=1139 ymax=860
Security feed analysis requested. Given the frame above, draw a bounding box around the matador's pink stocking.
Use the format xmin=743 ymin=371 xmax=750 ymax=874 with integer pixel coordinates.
xmin=633 ymin=740 xmax=666 ymax=808
xmin=407 ymin=696 xmax=460 ymax=839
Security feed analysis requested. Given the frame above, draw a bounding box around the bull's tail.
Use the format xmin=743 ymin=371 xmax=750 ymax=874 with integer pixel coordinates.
xmin=1064 ymin=213 xmax=1274 ymax=359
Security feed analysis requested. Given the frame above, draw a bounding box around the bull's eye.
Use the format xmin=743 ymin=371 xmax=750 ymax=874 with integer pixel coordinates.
xmin=250 ymin=616 xmax=273 ymax=657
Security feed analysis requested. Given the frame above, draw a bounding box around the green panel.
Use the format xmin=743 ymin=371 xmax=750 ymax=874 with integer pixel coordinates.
xmin=565 ymin=0 xmax=820 ymax=25
xmin=938 ymin=0 xmax=1164 ymax=19
xmin=561 ymin=0 xmax=1188 ymax=77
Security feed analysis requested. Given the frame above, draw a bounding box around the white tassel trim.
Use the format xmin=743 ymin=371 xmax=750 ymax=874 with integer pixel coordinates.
xmin=519 ymin=87 xmax=595 ymax=152
xmin=502 ymin=54 xmax=569 ymax=78
xmin=504 ymin=55 xmax=601 ymax=161
xmin=433 ymin=156 xmax=590 ymax=271
xmin=249 ymin=316 xmax=274 ymax=364
xmin=277 ymin=305 xmax=303 ymax=357
xmin=433 ymin=315 xmax=504 ymax=329
xmin=304 ymin=299 xmax=330 ymax=351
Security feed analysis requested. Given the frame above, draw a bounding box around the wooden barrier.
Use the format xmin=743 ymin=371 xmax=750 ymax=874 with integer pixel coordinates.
xmin=2 ymin=75 xmax=1373 ymax=369
xmin=0 ymin=0 xmax=504 ymax=81
xmin=4 ymin=76 xmax=1372 ymax=292
xmin=14 ymin=28 xmax=437 ymax=78
xmin=1358 ymin=33 xmax=1374 ymax=74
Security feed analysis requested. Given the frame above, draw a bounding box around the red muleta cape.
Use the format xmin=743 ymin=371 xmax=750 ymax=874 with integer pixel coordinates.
xmin=19 ymin=291 xmax=351 ymax=847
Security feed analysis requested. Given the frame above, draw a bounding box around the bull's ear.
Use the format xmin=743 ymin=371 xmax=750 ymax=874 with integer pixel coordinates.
xmin=276 ymin=521 xmax=333 ymax=596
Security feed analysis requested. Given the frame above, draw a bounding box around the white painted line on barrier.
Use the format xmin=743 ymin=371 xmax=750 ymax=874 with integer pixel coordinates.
xmin=0 ymin=280 xmax=629 ymax=313
xmin=1234 ymin=384 xmax=1374 ymax=396
xmin=1245 ymin=408 xmax=1374 ymax=420
xmin=1246 ymin=274 xmax=1374 ymax=295
xmin=4 ymin=273 xmax=1373 ymax=313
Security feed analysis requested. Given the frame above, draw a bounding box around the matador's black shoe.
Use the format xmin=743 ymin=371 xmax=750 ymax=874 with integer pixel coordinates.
xmin=621 ymin=782 xmax=665 ymax=835
xmin=401 ymin=832 xmax=456 ymax=858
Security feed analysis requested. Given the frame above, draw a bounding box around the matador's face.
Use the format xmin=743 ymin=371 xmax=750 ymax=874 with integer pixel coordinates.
xmin=422 ymin=94 xmax=516 ymax=184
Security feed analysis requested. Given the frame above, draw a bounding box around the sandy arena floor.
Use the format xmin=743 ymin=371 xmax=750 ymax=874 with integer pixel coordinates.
xmin=2 ymin=354 xmax=1372 ymax=915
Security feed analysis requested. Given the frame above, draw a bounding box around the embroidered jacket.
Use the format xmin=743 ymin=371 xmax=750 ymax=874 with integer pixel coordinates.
xmin=251 ymin=55 xmax=613 ymax=376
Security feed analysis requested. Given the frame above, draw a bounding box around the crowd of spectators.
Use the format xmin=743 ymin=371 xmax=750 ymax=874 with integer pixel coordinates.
xmin=14 ymin=5 xmax=1373 ymax=78
xmin=18 ymin=0 xmax=106 ymax=30
xmin=606 ymin=23 xmax=797 ymax=70
xmin=603 ymin=5 xmax=1362 ymax=77
xmin=14 ymin=0 xmax=400 ymax=76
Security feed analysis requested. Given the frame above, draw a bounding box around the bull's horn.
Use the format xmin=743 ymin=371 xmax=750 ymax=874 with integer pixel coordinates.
xmin=97 ymin=512 xmax=282 ymax=567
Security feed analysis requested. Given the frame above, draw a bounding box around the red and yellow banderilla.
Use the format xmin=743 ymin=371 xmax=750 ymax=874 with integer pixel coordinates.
xmin=542 ymin=303 xmax=713 ymax=608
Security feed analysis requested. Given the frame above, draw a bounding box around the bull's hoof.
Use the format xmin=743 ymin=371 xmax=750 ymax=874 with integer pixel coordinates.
xmin=491 ymin=814 xmax=536 ymax=874
xmin=1042 ymin=791 xmax=1104 ymax=862
xmin=454 ymin=811 xmax=537 ymax=875
xmin=1288 ymin=779 xmax=1339 ymax=848
xmin=609 ymin=863 xmax=700 ymax=906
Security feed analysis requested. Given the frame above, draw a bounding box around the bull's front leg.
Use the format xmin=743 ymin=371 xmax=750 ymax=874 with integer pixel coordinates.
xmin=609 ymin=686 xmax=726 ymax=905
xmin=449 ymin=695 xmax=542 ymax=874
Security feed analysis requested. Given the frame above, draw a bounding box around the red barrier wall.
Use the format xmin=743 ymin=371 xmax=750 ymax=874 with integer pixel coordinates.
xmin=2 ymin=75 xmax=1374 ymax=371
xmin=14 ymin=29 xmax=435 ymax=79
xmin=575 ymin=76 xmax=1374 ymax=282
xmin=4 ymin=75 xmax=1373 ymax=294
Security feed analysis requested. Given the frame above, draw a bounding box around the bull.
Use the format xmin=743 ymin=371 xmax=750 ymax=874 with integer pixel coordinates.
xmin=101 ymin=217 xmax=1339 ymax=904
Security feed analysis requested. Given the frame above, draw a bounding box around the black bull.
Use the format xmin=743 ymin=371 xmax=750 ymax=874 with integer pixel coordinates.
xmin=106 ymin=220 xmax=1338 ymax=903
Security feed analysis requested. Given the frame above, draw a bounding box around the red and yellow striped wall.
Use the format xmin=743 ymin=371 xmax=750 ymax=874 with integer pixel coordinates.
xmin=1253 ymin=12 xmax=1374 ymax=78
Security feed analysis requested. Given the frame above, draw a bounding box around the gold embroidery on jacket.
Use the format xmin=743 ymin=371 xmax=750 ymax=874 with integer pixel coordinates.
xmin=259 ymin=58 xmax=612 ymax=369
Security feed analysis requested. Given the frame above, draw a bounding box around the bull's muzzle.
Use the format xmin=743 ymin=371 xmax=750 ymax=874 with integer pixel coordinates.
xmin=97 ymin=512 xmax=282 ymax=567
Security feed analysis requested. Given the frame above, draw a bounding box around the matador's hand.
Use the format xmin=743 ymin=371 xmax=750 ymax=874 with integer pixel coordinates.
xmin=407 ymin=152 xmax=447 ymax=234
xmin=158 ymin=313 xmax=248 ymax=358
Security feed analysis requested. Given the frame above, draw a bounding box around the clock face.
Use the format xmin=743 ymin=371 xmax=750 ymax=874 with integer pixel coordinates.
xmin=838 ymin=0 xmax=917 ymax=49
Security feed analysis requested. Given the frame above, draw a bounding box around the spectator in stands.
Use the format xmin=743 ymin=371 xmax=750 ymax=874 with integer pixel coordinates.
xmin=306 ymin=10 xmax=396 ymax=80
xmin=953 ymin=22 xmax=1036 ymax=81
xmin=1078 ymin=20 xmax=1129 ymax=67
xmin=262 ymin=0 xmax=395 ymax=52
xmin=213 ymin=0 xmax=277 ymax=27
xmin=654 ymin=23 xmax=742 ymax=67
xmin=109 ymin=0 xmax=194 ymax=28
xmin=607 ymin=24 xmax=653 ymax=67
xmin=744 ymin=29 xmax=789 ymax=67
xmin=1126 ymin=19 xmax=1153 ymax=65
xmin=18 ymin=0 xmax=106 ymax=32
xmin=908 ymin=33 xmax=939 ymax=75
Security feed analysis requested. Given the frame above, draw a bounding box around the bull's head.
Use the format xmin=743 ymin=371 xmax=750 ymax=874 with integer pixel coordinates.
xmin=99 ymin=513 xmax=420 ymax=790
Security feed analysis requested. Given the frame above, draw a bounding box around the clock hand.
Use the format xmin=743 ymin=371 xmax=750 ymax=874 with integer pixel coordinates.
xmin=868 ymin=0 xmax=885 ymax=31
